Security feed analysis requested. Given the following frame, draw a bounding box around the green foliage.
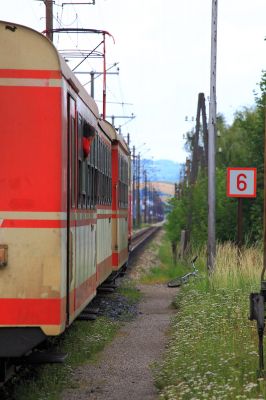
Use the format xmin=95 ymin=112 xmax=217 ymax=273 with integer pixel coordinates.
xmin=166 ymin=71 xmax=266 ymax=246
xmin=165 ymin=196 xmax=188 ymax=243
xmin=141 ymin=236 xmax=193 ymax=284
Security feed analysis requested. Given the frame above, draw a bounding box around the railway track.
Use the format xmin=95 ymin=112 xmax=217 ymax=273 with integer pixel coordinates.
xmin=130 ymin=224 xmax=162 ymax=255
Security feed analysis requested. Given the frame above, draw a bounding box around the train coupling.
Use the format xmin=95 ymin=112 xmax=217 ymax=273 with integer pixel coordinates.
xmin=249 ymin=281 xmax=266 ymax=377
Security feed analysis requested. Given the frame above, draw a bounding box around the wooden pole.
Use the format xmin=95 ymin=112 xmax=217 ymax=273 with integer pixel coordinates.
xmin=237 ymin=198 xmax=243 ymax=262
xmin=45 ymin=0 xmax=53 ymax=42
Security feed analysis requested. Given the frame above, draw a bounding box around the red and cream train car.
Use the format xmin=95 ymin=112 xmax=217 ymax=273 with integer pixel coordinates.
xmin=0 ymin=20 xmax=131 ymax=372
xmin=98 ymin=121 xmax=131 ymax=273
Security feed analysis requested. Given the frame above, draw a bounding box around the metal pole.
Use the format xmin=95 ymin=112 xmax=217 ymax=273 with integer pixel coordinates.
xmin=90 ymin=71 xmax=95 ymax=98
xmin=132 ymin=146 xmax=136 ymax=228
xmin=102 ymin=33 xmax=107 ymax=119
xmin=237 ymin=197 xmax=243 ymax=264
xmin=137 ymin=153 xmax=141 ymax=227
xmin=144 ymin=170 xmax=147 ymax=224
xmin=207 ymin=0 xmax=218 ymax=273
xmin=45 ymin=0 xmax=53 ymax=42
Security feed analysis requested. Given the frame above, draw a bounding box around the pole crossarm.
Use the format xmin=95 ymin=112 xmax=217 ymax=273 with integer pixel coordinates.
xmin=62 ymin=1 xmax=95 ymax=5
xmin=42 ymin=28 xmax=115 ymax=43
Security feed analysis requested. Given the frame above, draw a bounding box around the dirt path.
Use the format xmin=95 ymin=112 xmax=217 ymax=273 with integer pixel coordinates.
xmin=61 ymin=232 xmax=178 ymax=400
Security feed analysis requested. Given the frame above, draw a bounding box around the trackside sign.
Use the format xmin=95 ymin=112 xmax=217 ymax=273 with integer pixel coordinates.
xmin=227 ymin=168 xmax=257 ymax=198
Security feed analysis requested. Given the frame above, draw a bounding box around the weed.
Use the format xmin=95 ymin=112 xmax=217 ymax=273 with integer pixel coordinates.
xmin=117 ymin=279 xmax=142 ymax=304
xmin=141 ymin=237 xmax=192 ymax=284
xmin=153 ymin=237 xmax=266 ymax=399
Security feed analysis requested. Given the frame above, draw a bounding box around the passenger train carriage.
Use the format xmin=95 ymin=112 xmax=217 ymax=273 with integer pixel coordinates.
xmin=0 ymin=20 xmax=130 ymax=374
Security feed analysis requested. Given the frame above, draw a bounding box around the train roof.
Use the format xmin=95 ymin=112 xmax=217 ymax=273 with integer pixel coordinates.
xmin=98 ymin=119 xmax=130 ymax=154
xmin=98 ymin=119 xmax=117 ymax=141
xmin=116 ymin=133 xmax=130 ymax=155
xmin=0 ymin=20 xmax=99 ymax=119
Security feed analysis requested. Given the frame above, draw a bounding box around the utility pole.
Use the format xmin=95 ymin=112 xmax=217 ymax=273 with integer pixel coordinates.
xmin=132 ymin=146 xmax=136 ymax=228
xmin=136 ymin=153 xmax=141 ymax=227
xmin=105 ymin=114 xmax=135 ymax=128
xmin=208 ymin=0 xmax=218 ymax=273
xmin=74 ymin=69 xmax=119 ymax=99
xmin=148 ymin=182 xmax=152 ymax=224
xmin=45 ymin=0 xmax=53 ymax=42
xmin=90 ymin=71 xmax=95 ymax=98
xmin=144 ymin=170 xmax=147 ymax=224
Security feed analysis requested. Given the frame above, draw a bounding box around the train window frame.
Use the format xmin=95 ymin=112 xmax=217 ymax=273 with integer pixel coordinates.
xmin=77 ymin=114 xmax=82 ymax=209
xmin=71 ymin=116 xmax=76 ymax=209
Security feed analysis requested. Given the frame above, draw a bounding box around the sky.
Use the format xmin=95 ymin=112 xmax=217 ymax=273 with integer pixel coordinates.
xmin=1 ymin=0 xmax=266 ymax=163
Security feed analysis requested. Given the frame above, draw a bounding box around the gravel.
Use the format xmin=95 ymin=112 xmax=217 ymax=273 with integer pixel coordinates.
xmin=89 ymin=290 xmax=139 ymax=321
xmin=61 ymin=231 xmax=178 ymax=400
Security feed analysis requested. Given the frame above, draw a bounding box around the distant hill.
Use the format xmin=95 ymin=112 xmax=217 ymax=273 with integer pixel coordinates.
xmin=142 ymin=159 xmax=182 ymax=183
xmin=139 ymin=181 xmax=175 ymax=202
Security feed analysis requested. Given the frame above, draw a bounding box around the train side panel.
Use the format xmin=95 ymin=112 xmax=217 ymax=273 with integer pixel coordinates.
xmin=0 ymin=21 xmax=100 ymax=356
xmin=0 ymin=20 xmax=131 ymax=360
xmin=60 ymin=80 xmax=98 ymax=324
xmin=95 ymin=130 xmax=113 ymax=285
xmin=0 ymin=27 xmax=66 ymax=351
xmin=112 ymin=139 xmax=130 ymax=270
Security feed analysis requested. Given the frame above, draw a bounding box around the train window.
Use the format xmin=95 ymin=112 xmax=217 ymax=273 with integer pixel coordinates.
xmin=117 ymin=153 xmax=129 ymax=209
xmin=71 ymin=117 xmax=76 ymax=208
xmin=78 ymin=161 xmax=87 ymax=208
xmin=100 ymin=140 xmax=103 ymax=173
xmin=103 ymin=143 xmax=105 ymax=175
xmin=105 ymin=144 xmax=107 ymax=176
xmin=87 ymin=166 xmax=91 ymax=208
xmin=98 ymin=171 xmax=101 ymax=204
xmin=96 ymin=135 xmax=99 ymax=170
xmin=88 ymin=166 xmax=92 ymax=208
xmin=88 ymin=139 xmax=92 ymax=166
xmin=78 ymin=159 xmax=82 ymax=208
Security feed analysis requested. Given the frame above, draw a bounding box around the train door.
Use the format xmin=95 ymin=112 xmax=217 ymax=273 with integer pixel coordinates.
xmin=67 ymin=94 xmax=77 ymax=324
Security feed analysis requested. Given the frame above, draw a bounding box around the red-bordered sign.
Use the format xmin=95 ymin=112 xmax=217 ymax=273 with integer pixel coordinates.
xmin=227 ymin=168 xmax=257 ymax=198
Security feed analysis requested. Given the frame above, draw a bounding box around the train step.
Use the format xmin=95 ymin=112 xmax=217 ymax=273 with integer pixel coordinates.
xmin=101 ymin=284 xmax=118 ymax=290
xmin=97 ymin=287 xmax=115 ymax=294
xmin=23 ymin=351 xmax=68 ymax=364
xmin=84 ymin=306 xmax=100 ymax=314
xmin=77 ymin=313 xmax=97 ymax=321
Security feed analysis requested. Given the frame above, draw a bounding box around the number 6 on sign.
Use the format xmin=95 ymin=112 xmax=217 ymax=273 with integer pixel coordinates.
xmin=237 ymin=174 xmax=247 ymax=192
xmin=227 ymin=168 xmax=257 ymax=198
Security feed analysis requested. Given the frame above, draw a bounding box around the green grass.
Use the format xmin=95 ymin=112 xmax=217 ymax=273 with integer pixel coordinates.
xmin=2 ymin=317 xmax=119 ymax=400
xmin=117 ymin=279 xmax=143 ymax=304
xmin=154 ymin=284 xmax=265 ymax=399
xmin=141 ymin=237 xmax=200 ymax=284
xmin=148 ymin=236 xmax=266 ymax=399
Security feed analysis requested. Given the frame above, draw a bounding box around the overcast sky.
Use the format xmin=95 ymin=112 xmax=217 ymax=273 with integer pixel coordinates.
xmin=1 ymin=1 xmax=266 ymax=162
